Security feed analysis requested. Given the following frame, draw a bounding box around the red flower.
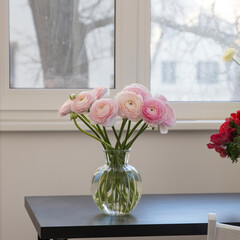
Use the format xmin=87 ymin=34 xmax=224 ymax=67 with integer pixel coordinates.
xmin=207 ymin=133 xmax=227 ymax=147
xmin=219 ymin=118 xmax=230 ymax=133
xmin=219 ymin=118 xmax=236 ymax=141
xmin=207 ymin=110 xmax=240 ymax=161
xmin=215 ymin=147 xmax=227 ymax=158
xmin=207 ymin=131 xmax=229 ymax=158
xmin=230 ymin=111 xmax=240 ymax=126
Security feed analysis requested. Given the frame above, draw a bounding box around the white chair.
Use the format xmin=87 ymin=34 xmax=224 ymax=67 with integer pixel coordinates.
xmin=207 ymin=213 xmax=240 ymax=240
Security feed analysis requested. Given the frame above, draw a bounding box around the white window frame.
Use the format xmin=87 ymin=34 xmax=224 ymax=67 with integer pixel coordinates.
xmin=0 ymin=0 xmax=239 ymax=131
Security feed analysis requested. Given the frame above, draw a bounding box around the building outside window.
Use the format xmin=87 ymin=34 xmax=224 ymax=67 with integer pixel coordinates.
xmin=197 ymin=61 xmax=219 ymax=84
xmin=161 ymin=61 xmax=176 ymax=84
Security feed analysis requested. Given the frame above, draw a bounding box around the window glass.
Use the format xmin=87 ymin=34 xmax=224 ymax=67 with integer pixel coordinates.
xmin=9 ymin=0 xmax=115 ymax=89
xmin=162 ymin=61 xmax=176 ymax=84
xmin=151 ymin=0 xmax=240 ymax=101
xmin=197 ymin=61 xmax=219 ymax=84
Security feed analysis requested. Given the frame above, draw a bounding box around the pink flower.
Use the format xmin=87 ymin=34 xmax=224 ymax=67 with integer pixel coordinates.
xmin=161 ymin=103 xmax=176 ymax=127
xmin=71 ymin=91 xmax=96 ymax=114
xmin=89 ymin=99 xmax=118 ymax=127
xmin=115 ymin=91 xmax=143 ymax=122
xmin=58 ymin=99 xmax=72 ymax=117
xmin=93 ymin=87 xmax=110 ymax=100
xmin=158 ymin=103 xmax=176 ymax=134
xmin=123 ymin=83 xmax=152 ymax=100
xmin=155 ymin=94 xmax=168 ymax=103
xmin=154 ymin=95 xmax=176 ymax=133
xmin=142 ymin=98 xmax=167 ymax=127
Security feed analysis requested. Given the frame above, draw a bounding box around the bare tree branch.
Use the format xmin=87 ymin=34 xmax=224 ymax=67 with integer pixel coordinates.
xmin=86 ymin=17 xmax=113 ymax=33
xmin=152 ymin=16 xmax=236 ymax=47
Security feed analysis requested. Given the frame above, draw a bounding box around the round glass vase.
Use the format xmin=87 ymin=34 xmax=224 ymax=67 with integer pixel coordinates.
xmin=91 ymin=149 xmax=142 ymax=216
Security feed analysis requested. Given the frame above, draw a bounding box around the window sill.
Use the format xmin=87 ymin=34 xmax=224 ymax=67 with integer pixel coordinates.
xmin=0 ymin=119 xmax=223 ymax=131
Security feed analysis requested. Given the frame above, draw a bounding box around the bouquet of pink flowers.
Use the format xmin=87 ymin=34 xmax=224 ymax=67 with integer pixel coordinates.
xmin=59 ymin=84 xmax=176 ymax=215
xmin=58 ymin=84 xmax=176 ymax=150
xmin=207 ymin=111 xmax=240 ymax=163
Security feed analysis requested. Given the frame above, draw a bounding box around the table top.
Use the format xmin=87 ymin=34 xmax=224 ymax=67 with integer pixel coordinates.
xmin=25 ymin=193 xmax=240 ymax=239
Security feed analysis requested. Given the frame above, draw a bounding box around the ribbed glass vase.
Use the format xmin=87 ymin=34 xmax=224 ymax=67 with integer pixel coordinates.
xmin=91 ymin=149 xmax=142 ymax=216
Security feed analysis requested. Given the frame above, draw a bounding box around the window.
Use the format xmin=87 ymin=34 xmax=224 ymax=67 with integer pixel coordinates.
xmin=9 ymin=42 xmax=18 ymax=88
xmin=0 ymin=0 xmax=141 ymax=130
xmin=197 ymin=61 xmax=219 ymax=84
xmin=9 ymin=0 xmax=115 ymax=89
xmin=150 ymin=0 xmax=240 ymax=103
xmin=161 ymin=61 xmax=176 ymax=84
xmin=1 ymin=0 xmax=239 ymax=131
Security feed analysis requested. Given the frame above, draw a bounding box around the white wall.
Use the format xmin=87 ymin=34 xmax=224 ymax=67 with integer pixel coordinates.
xmin=1 ymin=130 xmax=240 ymax=240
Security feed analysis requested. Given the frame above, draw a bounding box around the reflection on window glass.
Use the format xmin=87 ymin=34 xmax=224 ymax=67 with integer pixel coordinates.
xmin=151 ymin=0 xmax=240 ymax=101
xmin=9 ymin=0 xmax=115 ymax=89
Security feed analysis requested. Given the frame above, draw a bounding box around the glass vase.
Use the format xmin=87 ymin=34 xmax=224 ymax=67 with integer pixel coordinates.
xmin=91 ymin=149 xmax=142 ymax=216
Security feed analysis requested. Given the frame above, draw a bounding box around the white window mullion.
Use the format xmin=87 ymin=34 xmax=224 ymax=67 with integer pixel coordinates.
xmin=0 ymin=0 xmax=9 ymax=109
xmin=136 ymin=0 xmax=151 ymax=89
xmin=115 ymin=0 xmax=138 ymax=88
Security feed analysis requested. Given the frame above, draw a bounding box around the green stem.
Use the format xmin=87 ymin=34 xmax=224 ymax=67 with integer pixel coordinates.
xmin=81 ymin=114 xmax=102 ymax=133
xmin=96 ymin=124 xmax=111 ymax=146
xmin=77 ymin=115 xmax=106 ymax=149
xmin=232 ymin=58 xmax=240 ymax=65
xmin=126 ymin=123 xmax=148 ymax=149
xmin=79 ymin=114 xmax=111 ymax=148
xmin=80 ymin=113 xmax=90 ymax=123
xmin=126 ymin=120 xmax=132 ymax=136
xmin=118 ymin=118 xmax=127 ymax=143
xmin=112 ymin=126 xmax=122 ymax=149
xmin=122 ymin=120 xmax=131 ymax=149
xmin=113 ymin=119 xmax=127 ymax=149
xmin=73 ymin=119 xmax=114 ymax=150
xmin=77 ymin=115 xmax=101 ymax=139
xmin=125 ymin=119 xmax=143 ymax=143
xmin=103 ymin=126 xmax=111 ymax=145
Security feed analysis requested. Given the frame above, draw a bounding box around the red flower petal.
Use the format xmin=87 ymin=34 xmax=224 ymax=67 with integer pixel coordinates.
xmin=210 ymin=133 xmax=227 ymax=145
xmin=207 ymin=143 xmax=220 ymax=149
xmin=215 ymin=147 xmax=227 ymax=158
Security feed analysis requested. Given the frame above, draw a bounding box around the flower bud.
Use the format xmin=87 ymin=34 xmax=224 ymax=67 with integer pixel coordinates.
xmin=69 ymin=93 xmax=77 ymax=100
xmin=70 ymin=112 xmax=78 ymax=120
xmin=222 ymin=48 xmax=235 ymax=62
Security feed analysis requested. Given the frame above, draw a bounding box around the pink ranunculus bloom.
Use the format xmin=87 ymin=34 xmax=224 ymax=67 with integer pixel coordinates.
xmin=58 ymin=99 xmax=72 ymax=117
xmin=93 ymin=87 xmax=110 ymax=100
xmin=154 ymin=95 xmax=176 ymax=134
xmin=89 ymin=99 xmax=118 ymax=127
xmin=122 ymin=83 xmax=152 ymax=100
xmin=162 ymin=103 xmax=176 ymax=127
xmin=158 ymin=103 xmax=176 ymax=134
xmin=142 ymin=97 xmax=167 ymax=127
xmin=155 ymin=94 xmax=168 ymax=103
xmin=71 ymin=91 xmax=96 ymax=114
xmin=115 ymin=91 xmax=143 ymax=122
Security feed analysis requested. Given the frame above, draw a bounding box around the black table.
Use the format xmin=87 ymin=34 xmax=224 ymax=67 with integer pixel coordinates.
xmin=25 ymin=193 xmax=240 ymax=240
